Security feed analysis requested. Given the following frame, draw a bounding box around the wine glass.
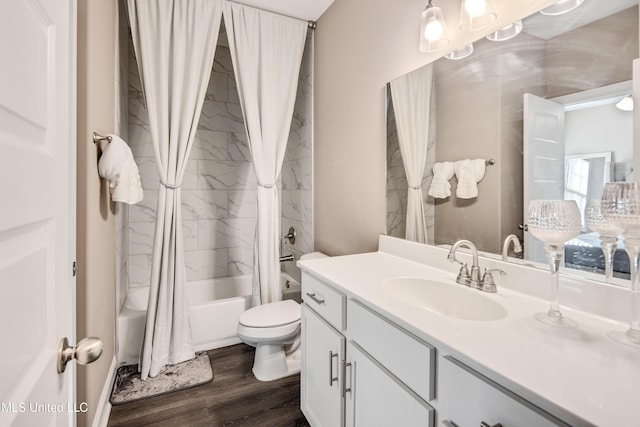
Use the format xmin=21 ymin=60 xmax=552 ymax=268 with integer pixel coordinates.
xmin=601 ymin=182 xmax=640 ymax=346
xmin=584 ymin=199 xmax=623 ymax=282
xmin=527 ymin=200 xmax=581 ymax=328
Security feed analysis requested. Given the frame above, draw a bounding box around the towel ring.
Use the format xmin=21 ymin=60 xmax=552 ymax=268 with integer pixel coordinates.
xmin=93 ymin=132 xmax=112 ymax=144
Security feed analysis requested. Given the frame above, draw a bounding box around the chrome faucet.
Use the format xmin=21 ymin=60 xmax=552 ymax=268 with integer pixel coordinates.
xmin=448 ymin=239 xmax=505 ymax=292
xmin=502 ymin=234 xmax=523 ymax=261
xmin=447 ymin=240 xmax=482 ymax=289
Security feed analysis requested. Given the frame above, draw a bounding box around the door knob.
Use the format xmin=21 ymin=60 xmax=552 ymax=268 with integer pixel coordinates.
xmin=57 ymin=337 xmax=103 ymax=373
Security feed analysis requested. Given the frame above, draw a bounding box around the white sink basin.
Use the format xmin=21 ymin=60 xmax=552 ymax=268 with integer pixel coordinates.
xmin=382 ymin=277 xmax=508 ymax=321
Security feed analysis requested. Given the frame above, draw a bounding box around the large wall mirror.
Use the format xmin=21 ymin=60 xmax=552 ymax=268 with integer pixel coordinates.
xmin=386 ymin=0 xmax=639 ymax=286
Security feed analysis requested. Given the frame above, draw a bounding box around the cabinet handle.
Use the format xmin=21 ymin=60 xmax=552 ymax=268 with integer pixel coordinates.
xmin=342 ymin=361 xmax=352 ymax=397
xmin=306 ymin=292 xmax=325 ymax=305
xmin=480 ymin=422 xmax=502 ymax=427
xmin=442 ymin=421 xmax=459 ymax=427
xmin=329 ymin=351 xmax=338 ymax=386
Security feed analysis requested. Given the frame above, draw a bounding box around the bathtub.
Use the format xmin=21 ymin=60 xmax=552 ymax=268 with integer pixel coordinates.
xmin=117 ymin=273 xmax=301 ymax=366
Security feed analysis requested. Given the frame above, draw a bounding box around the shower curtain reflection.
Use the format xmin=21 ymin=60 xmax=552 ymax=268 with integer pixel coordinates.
xmin=389 ymin=64 xmax=434 ymax=244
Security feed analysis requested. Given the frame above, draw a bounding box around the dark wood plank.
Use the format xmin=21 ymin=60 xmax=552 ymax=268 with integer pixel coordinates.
xmin=108 ymin=344 xmax=309 ymax=427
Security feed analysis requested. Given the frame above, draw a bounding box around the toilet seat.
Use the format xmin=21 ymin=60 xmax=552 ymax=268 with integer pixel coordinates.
xmin=238 ymin=322 xmax=300 ymax=341
xmin=239 ymin=299 xmax=301 ymax=328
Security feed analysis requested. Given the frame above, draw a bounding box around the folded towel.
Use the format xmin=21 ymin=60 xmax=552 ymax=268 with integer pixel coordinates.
xmin=454 ymin=159 xmax=486 ymax=199
xmin=97 ymin=135 xmax=144 ymax=204
xmin=428 ymin=161 xmax=455 ymax=198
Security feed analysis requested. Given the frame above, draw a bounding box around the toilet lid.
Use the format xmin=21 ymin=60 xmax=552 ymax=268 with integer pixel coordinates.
xmin=239 ymin=299 xmax=301 ymax=328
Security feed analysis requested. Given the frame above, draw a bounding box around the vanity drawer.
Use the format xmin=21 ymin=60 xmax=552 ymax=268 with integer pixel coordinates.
xmin=347 ymin=299 xmax=435 ymax=402
xmin=302 ymin=273 xmax=346 ymax=331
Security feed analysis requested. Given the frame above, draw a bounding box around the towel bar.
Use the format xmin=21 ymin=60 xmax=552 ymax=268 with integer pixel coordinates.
xmin=485 ymin=159 xmax=495 ymax=166
xmin=93 ymin=132 xmax=112 ymax=144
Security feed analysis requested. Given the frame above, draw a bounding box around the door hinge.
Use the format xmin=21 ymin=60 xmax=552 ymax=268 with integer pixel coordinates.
xmin=72 ymin=261 xmax=77 ymax=277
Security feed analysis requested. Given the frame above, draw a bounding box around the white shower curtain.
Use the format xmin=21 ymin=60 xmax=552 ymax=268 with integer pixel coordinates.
xmin=128 ymin=0 xmax=223 ymax=379
xmin=390 ymin=64 xmax=434 ymax=244
xmin=223 ymin=2 xmax=307 ymax=306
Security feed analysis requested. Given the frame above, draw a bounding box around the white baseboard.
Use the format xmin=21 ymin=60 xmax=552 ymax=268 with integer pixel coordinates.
xmin=92 ymin=356 xmax=117 ymax=427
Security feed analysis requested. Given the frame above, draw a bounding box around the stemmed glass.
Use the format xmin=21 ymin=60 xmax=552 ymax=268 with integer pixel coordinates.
xmin=584 ymin=199 xmax=623 ymax=283
xmin=527 ymin=200 xmax=581 ymax=328
xmin=601 ymin=182 xmax=640 ymax=346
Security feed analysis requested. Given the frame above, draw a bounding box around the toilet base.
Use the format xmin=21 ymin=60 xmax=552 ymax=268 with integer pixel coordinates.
xmin=252 ymin=343 xmax=301 ymax=382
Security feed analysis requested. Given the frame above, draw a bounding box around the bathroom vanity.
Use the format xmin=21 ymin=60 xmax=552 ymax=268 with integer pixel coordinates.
xmin=298 ymin=236 xmax=640 ymax=427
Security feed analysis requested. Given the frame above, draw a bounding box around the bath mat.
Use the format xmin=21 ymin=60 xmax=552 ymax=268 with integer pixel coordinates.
xmin=109 ymin=352 xmax=213 ymax=405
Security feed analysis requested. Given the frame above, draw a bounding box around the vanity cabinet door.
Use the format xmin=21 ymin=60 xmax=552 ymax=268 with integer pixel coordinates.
xmin=301 ymin=305 xmax=346 ymax=427
xmin=438 ymin=356 xmax=569 ymax=427
xmin=345 ymin=341 xmax=434 ymax=427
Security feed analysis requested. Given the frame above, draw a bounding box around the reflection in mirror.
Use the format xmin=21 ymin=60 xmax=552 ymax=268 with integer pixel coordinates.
xmin=526 ymin=81 xmax=634 ymax=279
xmin=386 ymin=0 xmax=638 ymax=286
xmin=565 ymin=152 xmax=612 ymax=221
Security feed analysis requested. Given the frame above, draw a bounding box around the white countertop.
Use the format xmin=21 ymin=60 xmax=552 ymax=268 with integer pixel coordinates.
xmin=298 ymin=238 xmax=640 ymax=427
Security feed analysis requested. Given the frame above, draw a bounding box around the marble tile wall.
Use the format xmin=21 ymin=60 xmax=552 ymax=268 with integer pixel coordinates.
xmin=125 ymin=25 xmax=313 ymax=288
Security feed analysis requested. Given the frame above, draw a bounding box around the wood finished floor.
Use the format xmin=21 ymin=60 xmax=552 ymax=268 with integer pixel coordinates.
xmin=108 ymin=344 xmax=309 ymax=427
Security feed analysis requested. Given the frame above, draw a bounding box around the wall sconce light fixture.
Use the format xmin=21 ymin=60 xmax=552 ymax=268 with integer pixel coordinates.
xmin=444 ymin=43 xmax=474 ymax=60
xmin=486 ymin=20 xmax=523 ymax=41
xmin=420 ymin=0 xmax=449 ymax=52
xmin=540 ymin=0 xmax=584 ymax=16
xmin=460 ymin=0 xmax=497 ymax=31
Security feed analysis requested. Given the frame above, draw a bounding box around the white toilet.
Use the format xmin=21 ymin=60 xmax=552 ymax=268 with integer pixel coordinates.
xmin=238 ymin=299 xmax=302 ymax=381
xmin=238 ymin=252 xmax=328 ymax=381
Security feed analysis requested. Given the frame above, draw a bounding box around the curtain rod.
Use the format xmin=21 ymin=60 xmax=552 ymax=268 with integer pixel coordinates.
xmin=226 ymin=0 xmax=317 ymax=30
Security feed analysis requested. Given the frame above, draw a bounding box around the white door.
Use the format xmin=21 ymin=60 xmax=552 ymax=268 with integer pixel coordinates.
xmin=523 ymin=93 xmax=565 ymax=263
xmin=0 ymin=1 xmax=76 ymax=426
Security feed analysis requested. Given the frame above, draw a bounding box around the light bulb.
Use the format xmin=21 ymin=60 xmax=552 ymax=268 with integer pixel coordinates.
xmin=424 ymin=16 xmax=444 ymax=41
xmin=464 ymin=0 xmax=487 ymax=18
xmin=460 ymin=0 xmax=495 ymax=31
xmin=419 ymin=3 xmax=449 ymax=52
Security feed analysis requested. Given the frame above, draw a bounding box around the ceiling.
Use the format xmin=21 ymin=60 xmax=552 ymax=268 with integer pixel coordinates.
xmin=232 ymin=0 xmax=335 ymax=21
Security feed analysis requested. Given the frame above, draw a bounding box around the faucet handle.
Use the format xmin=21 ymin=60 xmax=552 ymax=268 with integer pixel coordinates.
xmin=481 ymin=268 xmax=505 ymax=293
xmin=456 ymin=263 xmax=471 ymax=286
xmin=448 ymin=255 xmax=470 ymax=286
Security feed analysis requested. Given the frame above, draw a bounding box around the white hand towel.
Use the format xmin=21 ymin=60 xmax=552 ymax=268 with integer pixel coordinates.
xmin=97 ymin=135 xmax=144 ymax=204
xmin=455 ymin=159 xmax=486 ymax=199
xmin=428 ymin=161 xmax=455 ymax=198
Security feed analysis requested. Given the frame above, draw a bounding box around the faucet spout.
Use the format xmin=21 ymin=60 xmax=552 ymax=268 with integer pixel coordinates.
xmin=502 ymin=234 xmax=523 ymax=261
xmin=448 ymin=240 xmax=482 ymax=288
xmin=448 ymin=239 xmax=479 ymax=268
